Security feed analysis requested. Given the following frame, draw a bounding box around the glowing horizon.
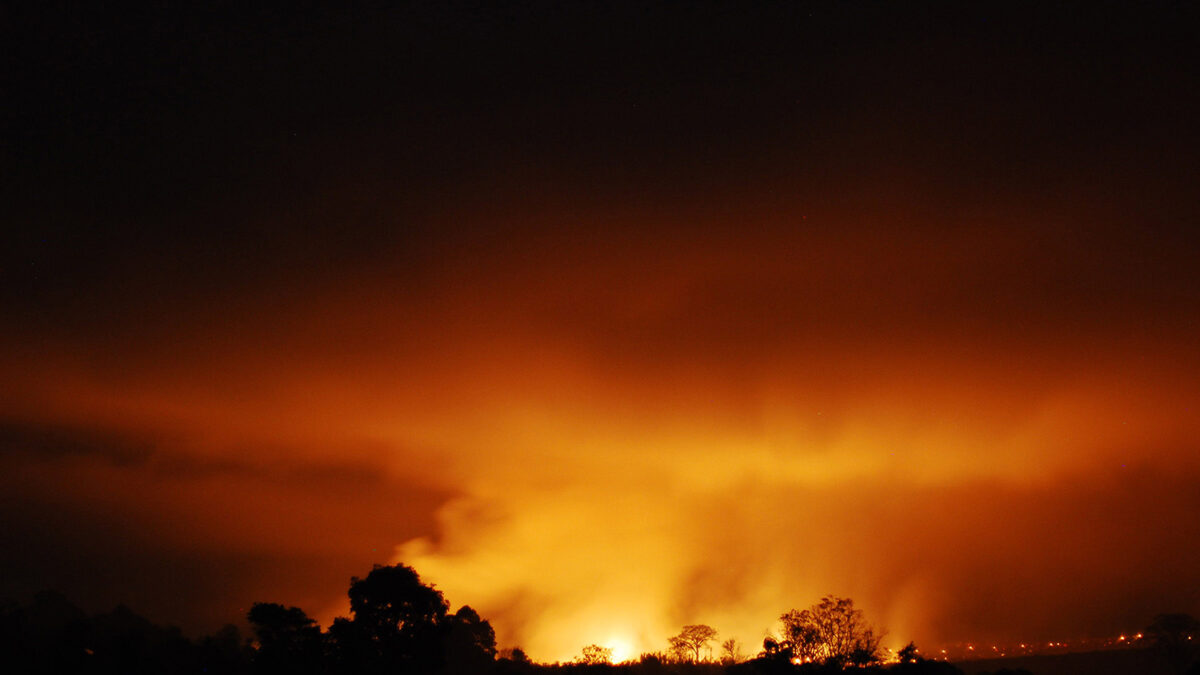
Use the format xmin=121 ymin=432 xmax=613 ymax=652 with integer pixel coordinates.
xmin=4 ymin=205 xmax=1200 ymax=660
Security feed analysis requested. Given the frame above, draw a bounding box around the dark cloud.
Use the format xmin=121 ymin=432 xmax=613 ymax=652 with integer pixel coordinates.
xmin=0 ymin=420 xmax=155 ymax=466
xmin=0 ymin=419 xmax=454 ymax=634
xmin=0 ymin=420 xmax=397 ymax=490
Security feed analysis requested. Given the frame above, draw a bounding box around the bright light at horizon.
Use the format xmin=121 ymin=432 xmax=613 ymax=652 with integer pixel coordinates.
xmin=606 ymin=636 xmax=635 ymax=664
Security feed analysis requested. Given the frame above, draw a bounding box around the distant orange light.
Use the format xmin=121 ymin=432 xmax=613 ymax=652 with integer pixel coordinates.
xmin=610 ymin=639 xmax=634 ymax=663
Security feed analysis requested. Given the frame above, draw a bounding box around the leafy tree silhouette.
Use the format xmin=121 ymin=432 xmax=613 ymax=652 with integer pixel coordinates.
xmin=1148 ymin=613 xmax=1200 ymax=673
xmin=889 ymin=641 xmax=965 ymax=675
xmin=495 ymin=647 xmax=535 ymax=675
xmin=325 ymin=563 xmax=496 ymax=675
xmin=498 ymin=646 xmax=531 ymax=664
xmin=779 ymin=596 xmax=882 ymax=666
xmin=0 ymin=568 xmax=501 ymax=675
xmin=733 ymin=637 xmax=794 ymax=675
xmin=86 ymin=603 xmax=197 ymax=674
xmin=349 ymin=564 xmax=448 ymax=638
xmin=198 ymin=624 xmax=252 ymax=675
xmin=332 ymin=564 xmax=444 ymax=674
xmin=247 ymin=603 xmax=322 ymax=675
xmin=443 ymin=605 xmax=497 ymax=675
xmin=578 ymin=643 xmax=613 ymax=665
xmin=4 ymin=590 xmax=88 ymax=674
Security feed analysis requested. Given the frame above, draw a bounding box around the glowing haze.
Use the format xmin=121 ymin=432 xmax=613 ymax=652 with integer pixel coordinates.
xmin=3 ymin=1 xmax=1199 ymax=665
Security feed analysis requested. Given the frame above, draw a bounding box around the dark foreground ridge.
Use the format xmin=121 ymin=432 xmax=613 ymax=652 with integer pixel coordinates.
xmin=2 ymin=563 xmax=1196 ymax=675
xmin=955 ymin=647 xmax=1180 ymax=675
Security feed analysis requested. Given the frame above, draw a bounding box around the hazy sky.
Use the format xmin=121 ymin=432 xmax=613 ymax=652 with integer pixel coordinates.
xmin=4 ymin=1 xmax=1199 ymax=662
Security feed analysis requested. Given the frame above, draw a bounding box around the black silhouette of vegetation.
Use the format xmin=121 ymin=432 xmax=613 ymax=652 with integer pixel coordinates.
xmin=246 ymin=602 xmax=322 ymax=675
xmin=320 ymin=564 xmax=496 ymax=675
xmin=2 ymin=563 xmax=1193 ymax=675
xmin=0 ymin=589 xmax=252 ymax=675
xmin=720 ymin=638 xmax=745 ymax=665
xmin=887 ymin=642 xmax=964 ymax=675
xmin=779 ymin=596 xmax=883 ymax=667
xmin=1147 ymin=613 xmax=1200 ymax=674
xmin=578 ymin=644 xmax=614 ymax=665
xmin=669 ymin=625 xmax=719 ymax=663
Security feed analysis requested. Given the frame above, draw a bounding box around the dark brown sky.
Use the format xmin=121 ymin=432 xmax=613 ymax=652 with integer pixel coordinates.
xmin=3 ymin=1 xmax=1199 ymax=661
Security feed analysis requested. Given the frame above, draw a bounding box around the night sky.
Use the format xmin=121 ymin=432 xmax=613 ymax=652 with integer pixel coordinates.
xmin=4 ymin=1 xmax=1200 ymax=662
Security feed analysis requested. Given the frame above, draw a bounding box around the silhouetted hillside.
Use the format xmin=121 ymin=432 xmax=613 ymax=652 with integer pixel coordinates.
xmin=956 ymin=647 xmax=1179 ymax=675
xmin=2 ymin=569 xmax=1193 ymax=675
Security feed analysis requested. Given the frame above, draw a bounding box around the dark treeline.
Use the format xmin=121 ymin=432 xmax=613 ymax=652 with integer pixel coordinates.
xmin=0 ymin=564 xmax=495 ymax=675
xmin=3 ymin=563 xmax=1196 ymax=675
xmin=1 ymin=588 xmax=248 ymax=675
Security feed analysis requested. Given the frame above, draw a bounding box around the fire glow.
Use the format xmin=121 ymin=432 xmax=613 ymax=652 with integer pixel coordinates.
xmin=4 ymin=212 xmax=1200 ymax=661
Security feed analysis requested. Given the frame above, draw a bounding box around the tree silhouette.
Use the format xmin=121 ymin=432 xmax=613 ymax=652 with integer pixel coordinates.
xmin=668 ymin=624 xmax=718 ymax=662
xmin=442 ymin=606 xmax=497 ymax=675
xmin=3 ymin=590 xmax=88 ymax=674
xmin=326 ymin=562 xmax=496 ymax=675
xmin=578 ymin=643 xmax=613 ymax=665
xmin=0 ymin=566 xmax=506 ymax=675
xmin=347 ymin=563 xmax=448 ymax=674
xmin=779 ymin=596 xmax=882 ymax=666
xmin=504 ymin=647 xmax=530 ymax=663
xmin=348 ymin=564 xmax=449 ymax=639
xmin=760 ymin=636 xmax=781 ymax=655
xmin=199 ymin=624 xmax=252 ymax=675
xmin=720 ymin=637 xmax=744 ymax=664
xmin=247 ymin=603 xmax=322 ymax=675
xmin=1148 ymin=613 xmax=1200 ymax=673
xmin=779 ymin=610 xmax=821 ymax=663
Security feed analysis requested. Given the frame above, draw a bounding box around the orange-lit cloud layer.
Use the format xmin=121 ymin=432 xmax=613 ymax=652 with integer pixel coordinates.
xmin=3 ymin=192 xmax=1199 ymax=660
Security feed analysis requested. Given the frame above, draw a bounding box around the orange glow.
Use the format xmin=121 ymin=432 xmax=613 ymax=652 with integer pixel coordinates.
xmin=605 ymin=637 xmax=635 ymax=664
xmin=2 ymin=200 xmax=1199 ymax=659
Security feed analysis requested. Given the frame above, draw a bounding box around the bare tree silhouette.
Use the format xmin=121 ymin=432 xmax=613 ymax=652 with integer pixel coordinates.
xmin=668 ymin=624 xmax=718 ymax=663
